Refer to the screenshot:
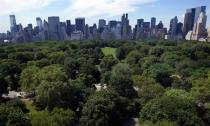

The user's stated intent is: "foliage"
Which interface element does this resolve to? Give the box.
[20,66,40,92]
[0,104,31,126]
[31,108,75,126]
[140,95,205,126]
[80,90,135,126]
[1,40,210,125]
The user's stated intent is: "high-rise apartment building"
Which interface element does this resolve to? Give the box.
[75,18,85,34]
[191,12,207,40]
[183,6,206,38]
[48,16,61,40]
[109,21,117,29]
[194,6,206,23]
[151,17,156,29]
[10,15,17,33]
[98,19,106,33]
[168,16,178,39]
[66,20,71,36]
[183,12,193,37]
[121,13,130,40]
[99,19,106,28]
[36,17,43,30]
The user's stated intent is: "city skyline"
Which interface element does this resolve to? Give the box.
[0,0,210,32]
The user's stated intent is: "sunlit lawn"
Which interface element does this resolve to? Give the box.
[102,47,117,59]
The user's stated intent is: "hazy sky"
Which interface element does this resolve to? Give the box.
[0,0,209,32]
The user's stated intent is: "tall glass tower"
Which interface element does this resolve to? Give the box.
[9,15,17,33]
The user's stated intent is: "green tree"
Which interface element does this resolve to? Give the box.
[0,61,21,90]
[116,46,126,60]
[20,66,40,92]
[140,95,204,126]
[7,109,31,126]
[6,99,28,113]
[64,57,79,80]
[8,52,34,63]
[80,90,133,126]
[149,46,165,57]
[143,63,174,87]
[50,108,75,126]
[126,50,143,65]
[0,104,31,126]
[79,62,100,87]
[0,76,8,98]
[100,55,118,72]
[111,63,132,79]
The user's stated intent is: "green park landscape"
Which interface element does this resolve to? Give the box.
[0,40,210,126]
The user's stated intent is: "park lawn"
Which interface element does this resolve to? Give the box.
[102,47,117,59]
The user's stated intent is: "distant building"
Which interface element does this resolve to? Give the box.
[99,19,106,33]
[75,18,85,34]
[191,12,207,40]
[194,6,206,23]
[84,24,90,39]
[109,20,117,29]
[71,31,83,40]
[101,26,112,40]
[10,15,17,34]
[185,31,193,40]
[176,22,183,39]
[99,19,106,28]
[36,17,43,31]
[168,16,178,39]
[48,16,61,40]
[143,22,150,38]
[183,12,193,37]
[66,20,71,36]
[111,23,122,40]
[121,13,130,40]
[151,17,156,29]
[183,6,206,38]
[60,22,68,40]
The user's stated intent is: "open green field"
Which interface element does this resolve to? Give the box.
[102,47,117,59]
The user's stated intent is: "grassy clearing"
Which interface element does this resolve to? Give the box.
[102,47,117,59]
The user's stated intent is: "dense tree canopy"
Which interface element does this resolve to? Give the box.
[1,40,210,125]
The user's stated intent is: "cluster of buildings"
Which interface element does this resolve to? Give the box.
[0,6,209,43]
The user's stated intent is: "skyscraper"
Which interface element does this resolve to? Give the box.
[176,22,183,35]
[183,12,193,37]
[143,22,150,38]
[194,6,206,23]
[75,18,85,34]
[109,21,117,29]
[48,16,61,40]
[186,8,196,29]
[99,19,106,33]
[10,15,17,33]
[183,6,206,37]
[168,16,178,39]
[151,17,156,29]
[156,21,163,29]
[36,17,43,31]
[66,20,71,36]
[191,12,207,40]
[99,19,106,28]
[121,13,130,40]
[135,19,144,39]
